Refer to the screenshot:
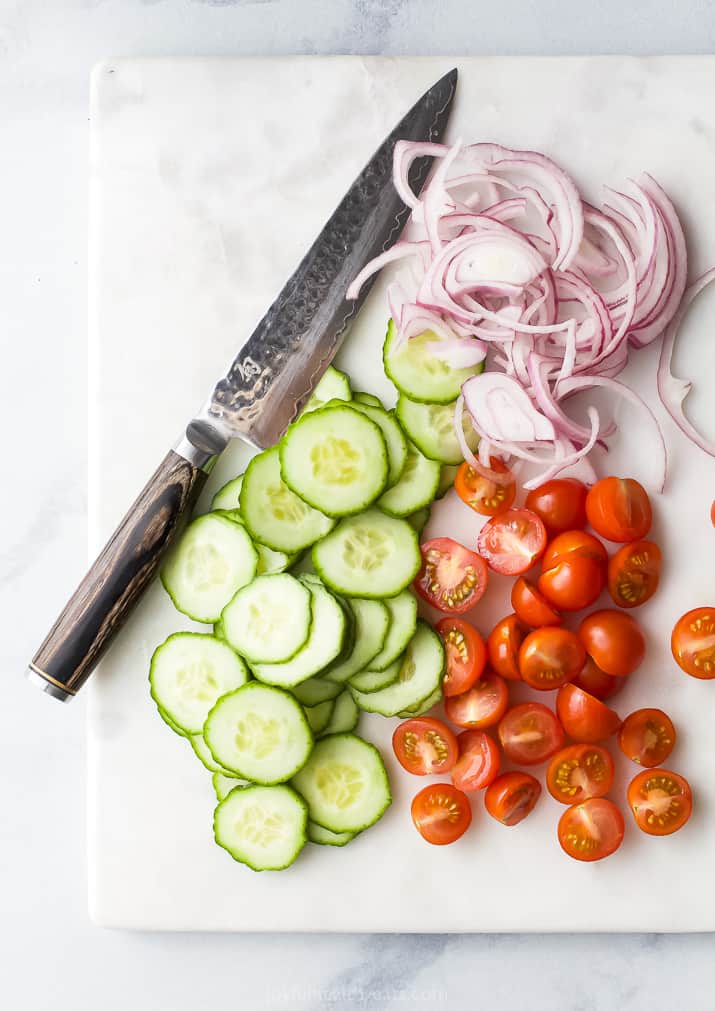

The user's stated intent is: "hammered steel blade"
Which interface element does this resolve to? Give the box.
[186,68,458,454]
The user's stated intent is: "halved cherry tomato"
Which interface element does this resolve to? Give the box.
[608,540,661,609]
[546,744,615,804]
[542,529,608,569]
[556,684,622,743]
[451,730,501,791]
[498,702,565,765]
[538,555,606,612]
[477,508,547,576]
[392,717,458,776]
[444,671,509,729]
[618,708,676,768]
[711,501,715,528]
[484,771,541,826]
[414,537,488,614]
[411,783,472,845]
[436,617,487,697]
[557,798,625,861]
[671,607,715,679]
[455,458,516,516]
[627,769,692,836]
[585,476,652,543]
[525,478,588,535]
[486,614,528,681]
[571,656,624,702]
[578,609,645,677]
[511,576,561,627]
[518,627,586,691]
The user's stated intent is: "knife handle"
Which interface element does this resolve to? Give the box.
[27,446,210,701]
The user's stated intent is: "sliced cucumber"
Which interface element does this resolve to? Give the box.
[251,583,346,688]
[349,620,445,717]
[213,507,245,525]
[212,503,296,574]
[211,474,244,511]
[279,404,388,517]
[398,684,443,718]
[213,771,249,801]
[323,598,390,684]
[214,784,308,871]
[437,464,459,499]
[292,733,391,834]
[161,513,258,623]
[353,392,383,408]
[204,683,313,784]
[345,402,407,488]
[367,589,418,671]
[308,821,356,847]
[156,704,188,737]
[221,573,312,664]
[303,365,352,413]
[407,507,430,537]
[149,632,249,734]
[377,442,440,517]
[291,677,343,707]
[240,447,334,553]
[312,509,420,599]
[213,619,226,642]
[190,732,236,774]
[383,318,481,404]
[303,699,335,735]
[320,690,360,736]
[396,395,480,465]
[349,656,402,693]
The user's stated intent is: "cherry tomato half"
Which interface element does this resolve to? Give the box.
[455,458,516,516]
[451,730,501,791]
[711,500,715,528]
[487,614,528,681]
[546,744,615,804]
[671,607,715,679]
[498,702,565,765]
[484,771,541,826]
[556,684,622,743]
[477,508,547,576]
[608,540,661,609]
[414,537,489,614]
[525,478,588,535]
[518,627,586,691]
[444,671,509,729]
[557,798,625,862]
[542,530,608,569]
[618,708,676,768]
[436,617,487,697]
[585,476,652,543]
[511,576,561,627]
[572,656,624,702]
[411,783,472,845]
[538,555,606,612]
[578,609,645,677]
[392,717,458,776]
[627,769,692,836]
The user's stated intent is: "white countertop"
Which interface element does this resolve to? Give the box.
[3,1,715,1008]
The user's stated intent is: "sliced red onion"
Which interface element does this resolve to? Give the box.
[346,241,427,301]
[425,337,487,368]
[522,410,601,489]
[392,140,448,209]
[463,371,555,443]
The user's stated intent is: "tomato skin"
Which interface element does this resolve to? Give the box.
[627,769,692,836]
[556,684,622,743]
[608,540,661,609]
[484,772,541,826]
[414,537,489,614]
[546,744,615,804]
[436,617,487,697]
[444,671,509,729]
[392,717,458,776]
[477,508,548,576]
[518,627,586,691]
[571,656,624,702]
[538,555,606,612]
[411,783,473,845]
[585,476,652,543]
[498,702,565,765]
[542,530,608,569]
[578,609,646,677]
[486,614,528,681]
[618,708,676,768]
[455,458,516,516]
[450,730,501,791]
[711,501,715,528]
[671,607,715,679]
[525,478,588,535]
[511,577,561,627]
[557,798,625,862]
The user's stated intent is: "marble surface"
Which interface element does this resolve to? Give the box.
[4,0,715,1008]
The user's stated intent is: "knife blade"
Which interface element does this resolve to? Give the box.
[27,68,458,702]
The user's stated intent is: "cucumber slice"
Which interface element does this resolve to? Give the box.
[368,589,418,671]
[345,402,407,488]
[211,504,296,574]
[349,656,402,693]
[319,690,360,736]
[251,583,346,688]
[303,699,335,735]
[349,620,445,717]
[292,733,391,834]
[383,318,482,404]
[396,395,480,465]
[407,507,431,537]
[240,447,335,553]
[303,365,352,413]
[212,771,249,801]
[291,677,343,706]
[308,821,356,847]
[353,392,383,408]
[214,784,308,871]
[213,619,226,642]
[161,514,258,623]
[279,404,388,517]
[398,684,444,718]
[312,509,421,599]
[437,464,459,499]
[156,704,188,737]
[323,598,390,684]
[190,732,237,774]
[149,632,250,734]
[221,573,312,664]
[204,683,313,783]
[211,474,244,511]
[377,442,440,517]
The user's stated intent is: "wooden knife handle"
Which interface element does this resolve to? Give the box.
[29,449,208,699]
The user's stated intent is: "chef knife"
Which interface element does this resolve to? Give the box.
[26,68,458,702]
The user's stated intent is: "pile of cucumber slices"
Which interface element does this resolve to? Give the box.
[149,322,484,871]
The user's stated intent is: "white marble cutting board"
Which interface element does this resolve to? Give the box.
[88,56,715,931]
